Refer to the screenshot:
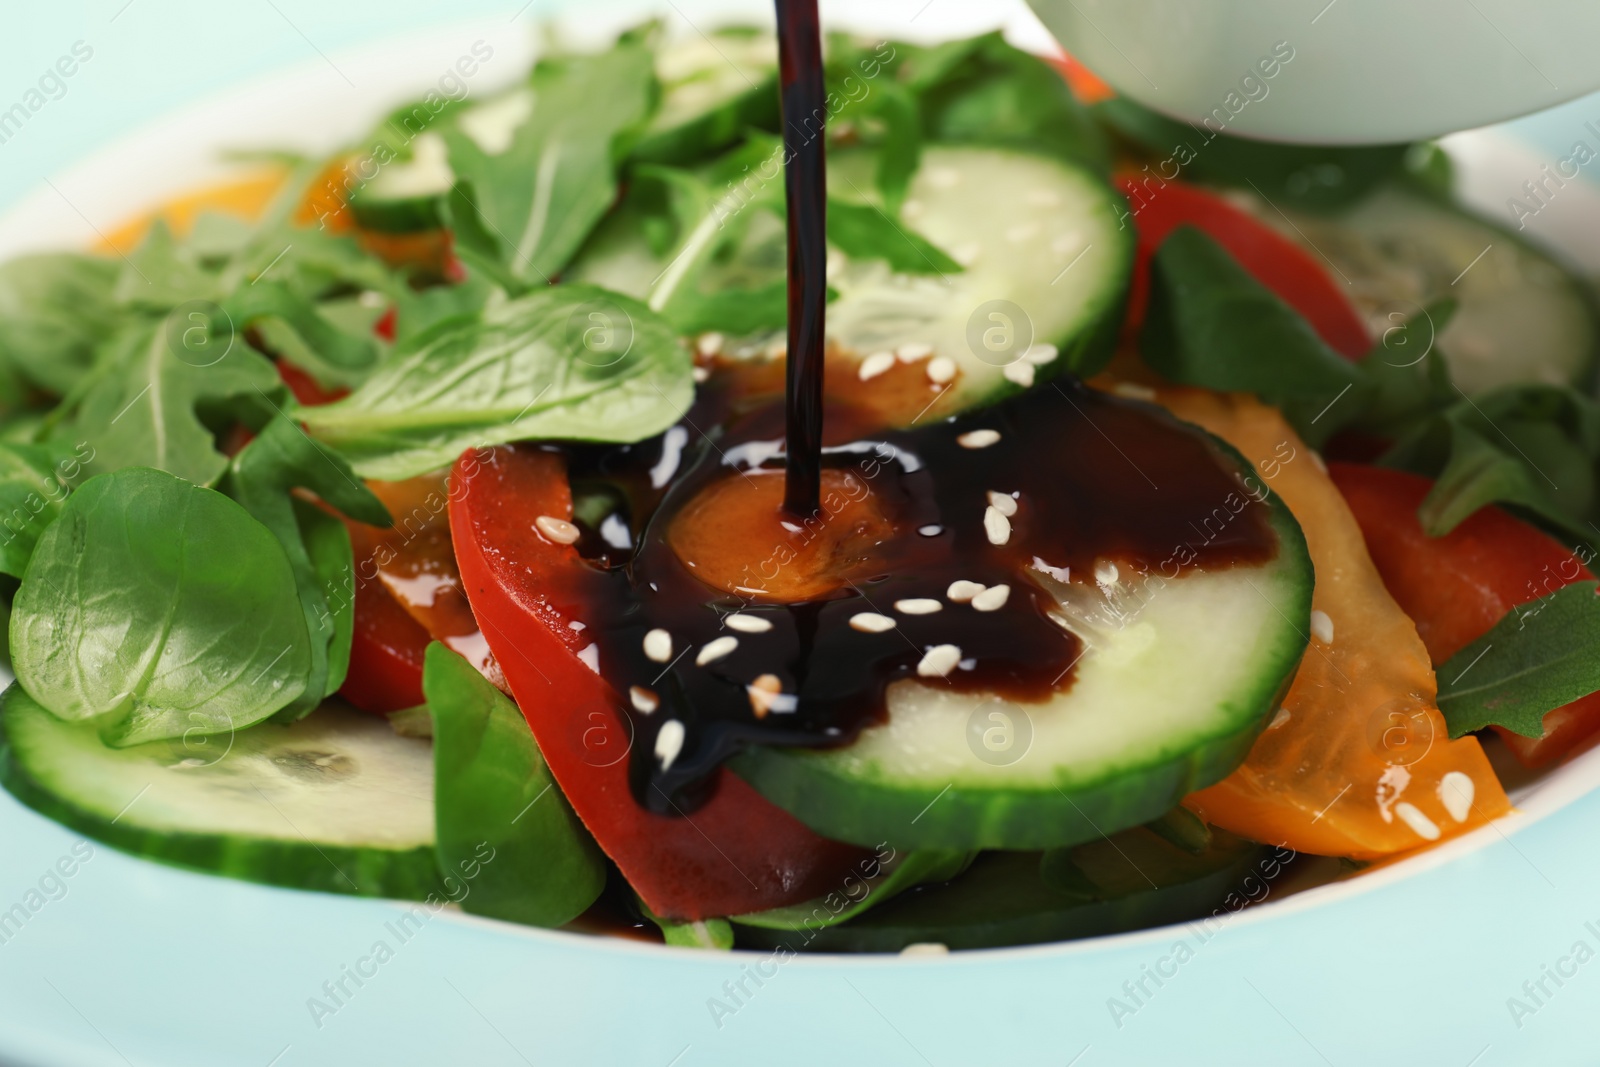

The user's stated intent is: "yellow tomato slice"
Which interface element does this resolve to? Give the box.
[1149,385,1511,858]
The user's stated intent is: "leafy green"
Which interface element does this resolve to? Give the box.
[1437,582,1600,738]
[631,26,780,166]
[113,221,221,309]
[642,905,735,950]
[300,285,693,479]
[10,467,312,746]
[0,442,82,579]
[422,643,605,927]
[0,253,121,397]
[1095,97,1411,212]
[224,280,380,377]
[908,32,1107,171]
[731,849,972,931]
[443,41,658,287]
[68,318,281,486]
[827,199,961,274]
[223,414,389,721]
[1141,225,1368,444]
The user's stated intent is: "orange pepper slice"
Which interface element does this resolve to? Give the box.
[1149,386,1511,858]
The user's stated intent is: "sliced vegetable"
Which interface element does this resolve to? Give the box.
[10,468,313,747]
[1332,461,1600,766]
[632,27,779,165]
[1159,388,1512,857]
[424,643,606,927]
[449,443,869,920]
[735,827,1267,953]
[0,685,440,898]
[341,574,430,714]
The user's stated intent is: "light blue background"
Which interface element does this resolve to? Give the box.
[5,4,1600,1066]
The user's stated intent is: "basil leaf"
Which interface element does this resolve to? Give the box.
[224,414,389,721]
[0,253,121,396]
[70,318,281,486]
[11,467,313,747]
[0,442,83,578]
[1437,582,1600,738]
[1095,97,1411,212]
[301,285,692,480]
[1141,225,1367,443]
[911,32,1107,171]
[422,643,605,927]
[731,849,972,931]
[827,199,961,275]
[443,41,658,285]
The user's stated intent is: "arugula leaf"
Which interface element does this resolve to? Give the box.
[10,467,312,746]
[1437,582,1600,738]
[300,285,693,480]
[1141,225,1367,444]
[827,199,961,274]
[442,41,658,286]
[224,414,389,721]
[641,905,735,950]
[0,253,121,397]
[70,318,281,486]
[224,279,380,375]
[632,25,780,166]
[908,32,1107,171]
[731,849,972,931]
[0,442,82,578]
[113,221,222,309]
[1095,97,1411,212]
[422,643,605,927]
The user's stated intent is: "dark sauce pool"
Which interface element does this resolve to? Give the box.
[544,378,1277,814]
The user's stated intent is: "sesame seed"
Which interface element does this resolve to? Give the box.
[1111,381,1157,401]
[917,524,943,537]
[858,351,896,381]
[629,686,659,714]
[692,365,711,383]
[643,628,672,663]
[577,644,600,673]
[951,243,980,267]
[1023,343,1058,365]
[748,673,783,718]
[986,491,1017,517]
[1269,707,1291,730]
[1093,560,1119,586]
[696,636,739,666]
[655,720,685,771]
[724,613,773,634]
[926,356,957,384]
[849,612,896,633]
[957,429,1000,449]
[899,942,950,956]
[971,584,1011,612]
[896,342,933,363]
[1003,360,1035,388]
[1394,801,1441,841]
[946,580,985,603]
[696,332,724,358]
[535,515,580,545]
[1310,610,1334,644]
[983,506,1011,545]
[895,598,942,615]
[917,644,962,677]
[1439,771,1474,823]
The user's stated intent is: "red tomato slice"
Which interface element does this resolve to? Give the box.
[450,443,868,920]
[340,574,429,713]
[1330,462,1600,767]
[1117,177,1370,360]
[276,360,349,406]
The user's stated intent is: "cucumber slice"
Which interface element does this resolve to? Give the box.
[0,685,441,899]
[734,826,1267,953]
[632,27,780,165]
[348,132,453,234]
[572,144,1133,410]
[1246,185,1600,394]
[732,431,1312,852]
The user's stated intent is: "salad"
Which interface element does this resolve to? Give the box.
[2,19,1599,956]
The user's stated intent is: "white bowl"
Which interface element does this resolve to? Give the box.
[1027,0,1600,143]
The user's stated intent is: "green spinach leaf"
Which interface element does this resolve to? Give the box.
[641,904,735,950]
[423,643,605,927]
[731,848,972,931]
[10,467,312,746]
[0,442,83,578]
[300,285,692,480]
[1437,582,1600,738]
[0,253,121,397]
